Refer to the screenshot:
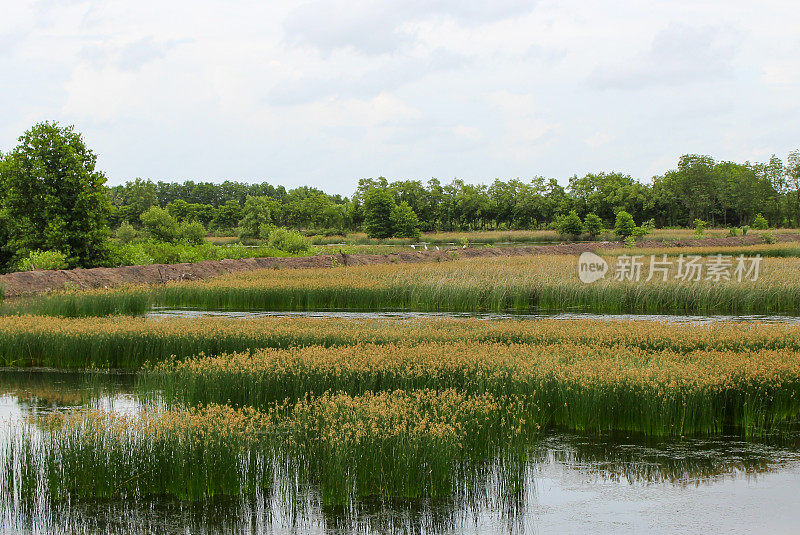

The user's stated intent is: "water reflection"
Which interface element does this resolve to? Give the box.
[1,370,800,534]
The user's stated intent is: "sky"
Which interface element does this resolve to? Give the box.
[1,0,798,195]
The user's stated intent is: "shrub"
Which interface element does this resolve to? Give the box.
[583,214,603,239]
[614,211,636,239]
[729,227,740,237]
[741,225,749,236]
[693,219,707,239]
[556,211,584,239]
[115,222,138,245]
[16,249,69,271]
[762,233,777,244]
[752,214,769,230]
[238,196,276,241]
[179,221,206,245]
[267,227,310,254]
[140,207,179,242]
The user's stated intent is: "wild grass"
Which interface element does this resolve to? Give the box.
[5,390,530,505]
[7,245,800,317]
[604,243,800,258]
[143,341,800,437]
[148,255,800,315]
[4,316,800,368]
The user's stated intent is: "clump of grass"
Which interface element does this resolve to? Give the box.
[1,288,150,317]
[5,390,532,506]
[143,341,800,437]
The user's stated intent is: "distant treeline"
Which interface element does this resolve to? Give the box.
[110,153,800,233]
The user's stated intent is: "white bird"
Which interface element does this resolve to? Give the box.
[462,244,467,249]
[435,246,440,251]
[410,244,416,250]
[424,244,428,250]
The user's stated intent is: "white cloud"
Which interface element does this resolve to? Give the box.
[0,0,799,195]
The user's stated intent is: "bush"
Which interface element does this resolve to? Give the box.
[752,214,769,230]
[728,227,740,237]
[614,211,636,239]
[741,225,749,236]
[556,211,584,239]
[693,219,707,239]
[16,250,68,271]
[762,233,777,244]
[583,213,603,239]
[179,221,206,245]
[267,227,310,254]
[140,207,179,242]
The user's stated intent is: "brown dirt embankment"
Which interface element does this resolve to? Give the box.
[0,234,797,298]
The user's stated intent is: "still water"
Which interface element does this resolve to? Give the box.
[148,307,800,325]
[0,371,798,534]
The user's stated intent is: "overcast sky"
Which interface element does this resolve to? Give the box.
[1,1,798,195]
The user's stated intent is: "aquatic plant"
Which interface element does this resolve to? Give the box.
[144,341,800,437]
[4,390,531,505]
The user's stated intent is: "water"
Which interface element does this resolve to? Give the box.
[148,307,800,325]
[1,372,799,534]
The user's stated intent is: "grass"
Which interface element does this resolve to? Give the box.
[5,316,800,368]
[5,390,530,505]
[145,254,800,315]
[142,341,800,437]
[604,242,800,258]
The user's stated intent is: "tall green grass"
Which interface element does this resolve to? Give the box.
[5,390,531,506]
[4,316,800,369]
[142,342,800,437]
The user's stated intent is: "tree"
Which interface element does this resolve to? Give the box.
[583,213,603,239]
[390,201,421,239]
[363,188,395,239]
[0,121,110,268]
[140,206,179,242]
[614,210,636,238]
[238,196,276,240]
[210,200,243,231]
[556,210,584,239]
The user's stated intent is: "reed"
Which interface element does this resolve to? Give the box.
[143,341,800,437]
[5,316,800,368]
[7,253,800,317]
[5,390,531,505]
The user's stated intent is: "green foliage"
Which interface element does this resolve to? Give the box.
[741,225,749,236]
[267,227,310,254]
[390,201,421,239]
[115,222,138,244]
[210,200,242,231]
[583,213,603,239]
[363,188,395,239]
[556,210,584,238]
[762,233,777,244]
[693,219,707,238]
[0,121,110,268]
[238,196,275,240]
[624,236,636,247]
[752,213,769,230]
[614,211,636,238]
[178,220,206,245]
[15,249,69,271]
[729,227,740,237]
[140,206,180,242]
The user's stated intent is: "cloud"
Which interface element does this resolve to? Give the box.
[283,0,537,55]
[589,23,739,90]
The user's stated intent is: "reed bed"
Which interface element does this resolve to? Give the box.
[604,243,800,258]
[143,341,800,437]
[4,390,530,506]
[7,253,800,316]
[5,316,800,368]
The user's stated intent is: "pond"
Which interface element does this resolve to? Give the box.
[1,371,798,534]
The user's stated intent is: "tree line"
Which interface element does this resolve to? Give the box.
[0,121,798,270]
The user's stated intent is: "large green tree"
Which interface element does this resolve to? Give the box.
[0,122,110,267]
[363,187,396,239]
